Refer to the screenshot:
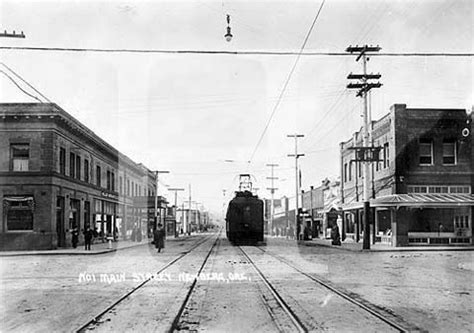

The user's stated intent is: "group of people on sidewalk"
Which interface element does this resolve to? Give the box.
[69,223,167,252]
[70,226,99,250]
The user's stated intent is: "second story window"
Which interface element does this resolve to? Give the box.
[84,159,89,183]
[442,139,456,165]
[119,176,123,195]
[11,144,29,171]
[59,148,66,174]
[419,139,433,165]
[76,155,81,180]
[96,165,101,187]
[106,170,111,190]
[383,142,389,168]
[70,153,75,178]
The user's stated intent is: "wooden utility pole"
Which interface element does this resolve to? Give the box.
[346,45,382,250]
[168,187,184,237]
[187,184,192,235]
[154,170,169,235]
[287,134,304,240]
[266,163,279,236]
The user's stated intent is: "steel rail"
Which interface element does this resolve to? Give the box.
[254,246,412,333]
[75,233,217,332]
[167,231,222,333]
[239,246,308,333]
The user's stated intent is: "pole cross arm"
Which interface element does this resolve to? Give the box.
[347,73,382,80]
[0,30,25,38]
[355,82,383,97]
[345,45,382,61]
[288,154,305,158]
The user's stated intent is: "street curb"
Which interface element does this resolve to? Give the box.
[302,240,474,252]
[0,242,148,257]
[0,236,200,257]
[300,240,357,252]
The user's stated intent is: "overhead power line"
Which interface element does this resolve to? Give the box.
[0,70,42,102]
[0,46,471,57]
[0,62,52,103]
[247,0,326,164]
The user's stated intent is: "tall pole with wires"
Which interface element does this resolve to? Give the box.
[187,184,192,235]
[154,170,169,235]
[266,164,279,236]
[346,45,382,250]
[168,187,184,237]
[287,134,304,240]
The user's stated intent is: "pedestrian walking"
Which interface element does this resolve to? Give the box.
[131,225,137,242]
[83,226,93,250]
[154,223,165,253]
[331,224,341,246]
[71,227,79,248]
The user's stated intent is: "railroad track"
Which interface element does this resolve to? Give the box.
[76,232,219,332]
[170,237,306,333]
[166,234,222,332]
[238,245,308,333]
[249,245,421,333]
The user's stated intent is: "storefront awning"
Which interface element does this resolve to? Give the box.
[342,193,474,210]
[317,195,341,214]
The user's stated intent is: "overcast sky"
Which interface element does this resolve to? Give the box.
[0,0,472,217]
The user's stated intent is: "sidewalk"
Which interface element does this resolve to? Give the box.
[301,237,474,252]
[0,234,194,257]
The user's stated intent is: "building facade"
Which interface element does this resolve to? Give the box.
[340,104,474,246]
[0,103,161,250]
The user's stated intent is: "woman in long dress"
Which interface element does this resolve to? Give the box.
[154,223,165,252]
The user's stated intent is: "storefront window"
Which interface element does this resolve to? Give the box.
[3,196,34,231]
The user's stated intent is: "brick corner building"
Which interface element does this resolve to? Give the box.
[0,103,162,250]
[340,104,474,247]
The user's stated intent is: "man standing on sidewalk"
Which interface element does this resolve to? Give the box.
[83,226,93,251]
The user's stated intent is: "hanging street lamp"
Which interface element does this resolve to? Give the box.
[224,14,233,42]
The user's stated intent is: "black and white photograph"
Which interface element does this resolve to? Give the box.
[0,0,473,332]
